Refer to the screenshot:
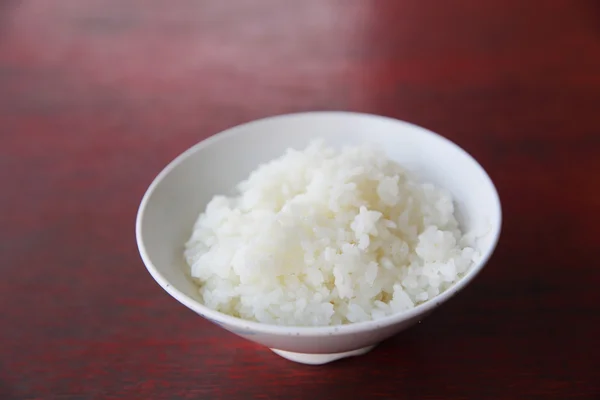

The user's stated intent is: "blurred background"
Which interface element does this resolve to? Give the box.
[1,1,599,399]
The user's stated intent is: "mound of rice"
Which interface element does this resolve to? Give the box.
[184,140,479,326]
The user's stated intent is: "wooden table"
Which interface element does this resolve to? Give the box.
[2,1,599,399]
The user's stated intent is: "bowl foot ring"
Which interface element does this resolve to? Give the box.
[270,345,377,365]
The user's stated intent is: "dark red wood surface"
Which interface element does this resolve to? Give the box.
[2,1,599,399]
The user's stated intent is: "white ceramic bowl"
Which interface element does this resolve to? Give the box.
[136,112,501,365]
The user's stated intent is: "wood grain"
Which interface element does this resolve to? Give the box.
[1,0,599,399]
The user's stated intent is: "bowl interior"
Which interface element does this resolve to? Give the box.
[137,112,501,319]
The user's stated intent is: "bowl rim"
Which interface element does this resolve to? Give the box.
[136,111,502,336]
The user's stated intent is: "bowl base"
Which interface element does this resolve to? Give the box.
[270,345,377,365]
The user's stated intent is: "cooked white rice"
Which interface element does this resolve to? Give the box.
[184,140,478,326]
